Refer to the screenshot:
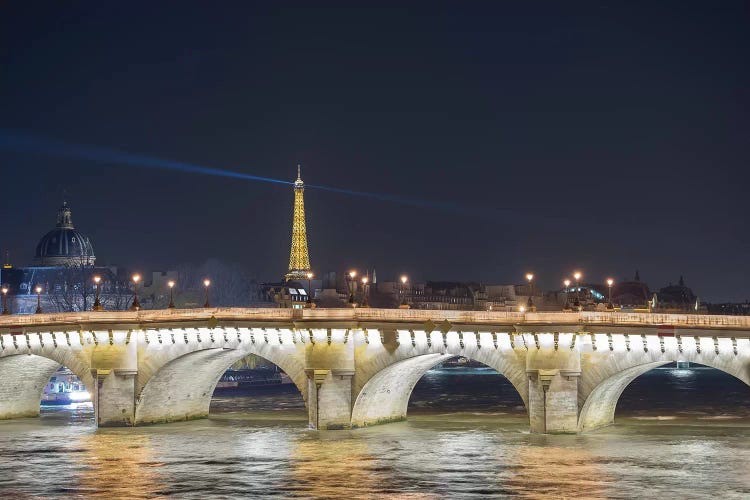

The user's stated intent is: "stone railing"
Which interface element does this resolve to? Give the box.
[1,307,749,332]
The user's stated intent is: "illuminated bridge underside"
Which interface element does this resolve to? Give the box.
[0,309,748,433]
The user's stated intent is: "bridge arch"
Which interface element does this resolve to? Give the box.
[351,351,528,428]
[0,351,93,420]
[578,356,750,432]
[134,345,308,425]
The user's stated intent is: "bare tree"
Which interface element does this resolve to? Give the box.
[168,259,260,308]
[102,280,135,311]
[46,256,96,312]
[46,257,132,312]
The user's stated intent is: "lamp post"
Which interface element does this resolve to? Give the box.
[203,279,211,308]
[92,276,103,311]
[347,270,357,307]
[573,271,582,310]
[167,280,175,309]
[35,285,43,314]
[606,278,614,310]
[130,274,141,311]
[1,285,9,315]
[305,272,315,308]
[525,273,536,312]
[563,279,572,311]
[399,275,410,309]
[361,276,370,308]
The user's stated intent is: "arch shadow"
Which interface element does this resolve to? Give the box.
[578,359,750,432]
[134,348,307,425]
[351,354,527,428]
[0,353,93,420]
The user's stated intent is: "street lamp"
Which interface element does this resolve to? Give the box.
[360,276,370,308]
[347,270,357,307]
[167,280,176,309]
[563,279,572,311]
[305,272,314,308]
[573,271,582,310]
[35,285,43,314]
[1,285,9,315]
[399,275,410,309]
[525,273,536,312]
[519,305,526,313]
[92,275,103,311]
[606,278,615,310]
[203,279,211,308]
[130,274,141,311]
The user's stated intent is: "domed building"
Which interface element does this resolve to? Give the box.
[657,276,698,311]
[0,201,113,314]
[611,270,651,309]
[33,202,95,267]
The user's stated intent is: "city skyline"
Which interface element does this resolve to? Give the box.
[1,2,748,302]
[0,4,748,498]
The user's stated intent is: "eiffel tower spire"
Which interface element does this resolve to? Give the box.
[285,164,311,281]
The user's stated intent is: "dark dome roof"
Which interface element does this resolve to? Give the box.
[33,202,95,266]
[612,281,651,307]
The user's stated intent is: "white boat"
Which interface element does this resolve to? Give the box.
[42,367,90,405]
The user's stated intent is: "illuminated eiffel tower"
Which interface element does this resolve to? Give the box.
[284,165,312,282]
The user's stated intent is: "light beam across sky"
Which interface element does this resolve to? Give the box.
[0,130,505,217]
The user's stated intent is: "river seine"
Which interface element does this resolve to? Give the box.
[1,365,749,499]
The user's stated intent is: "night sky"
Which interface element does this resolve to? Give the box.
[1,2,748,301]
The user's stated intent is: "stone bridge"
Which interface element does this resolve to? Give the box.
[1,308,748,433]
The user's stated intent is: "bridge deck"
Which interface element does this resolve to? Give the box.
[0,308,748,336]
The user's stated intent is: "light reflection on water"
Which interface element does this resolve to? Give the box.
[0,366,748,498]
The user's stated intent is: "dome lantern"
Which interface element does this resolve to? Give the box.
[33,202,95,267]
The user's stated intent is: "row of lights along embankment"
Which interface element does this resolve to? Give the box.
[2,285,46,314]
[0,274,212,314]
[520,271,616,313]
[1,270,618,314]
[345,270,410,309]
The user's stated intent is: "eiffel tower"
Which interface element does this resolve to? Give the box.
[284,165,312,282]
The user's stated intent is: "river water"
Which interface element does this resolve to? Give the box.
[1,365,749,499]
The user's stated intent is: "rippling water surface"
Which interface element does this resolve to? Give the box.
[1,366,749,499]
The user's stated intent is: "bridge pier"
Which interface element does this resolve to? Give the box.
[304,329,355,430]
[90,333,137,427]
[307,369,354,429]
[526,335,580,433]
[93,369,136,427]
[527,369,580,433]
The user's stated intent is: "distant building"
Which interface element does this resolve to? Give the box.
[1,202,126,313]
[264,167,324,308]
[284,165,312,282]
[33,201,95,267]
[706,302,749,316]
[655,276,700,312]
[611,271,651,309]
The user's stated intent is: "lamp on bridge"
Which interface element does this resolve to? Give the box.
[573,271,582,311]
[1,285,9,315]
[563,279,572,311]
[399,275,410,309]
[34,285,43,314]
[92,275,103,311]
[167,280,176,309]
[305,272,315,308]
[525,273,536,312]
[203,279,211,308]
[606,278,615,310]
[361,276,370,308]
[347,270,357,307]
[130,274,141,311]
